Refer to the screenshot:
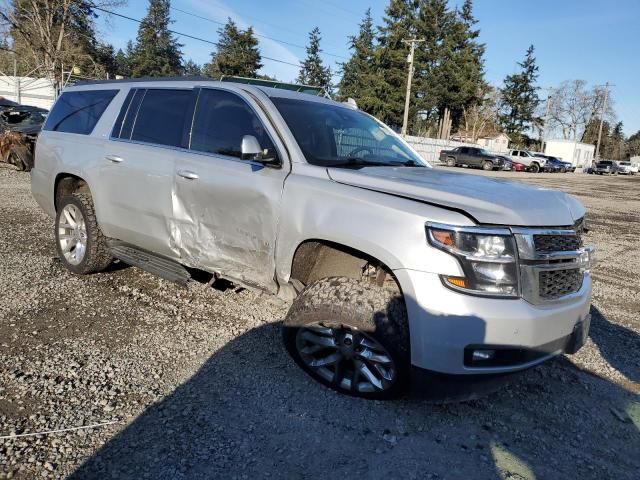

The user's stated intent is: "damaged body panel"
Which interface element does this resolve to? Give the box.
[32,78,594,391]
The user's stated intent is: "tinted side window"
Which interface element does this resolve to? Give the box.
[44,90,118,134]
[190,89,275,158]
[130,89,192,147]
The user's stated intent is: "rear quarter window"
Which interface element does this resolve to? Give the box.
[43,90,118,134]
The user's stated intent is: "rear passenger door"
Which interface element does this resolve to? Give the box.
[171,87,289,292]
[97,87,195,257]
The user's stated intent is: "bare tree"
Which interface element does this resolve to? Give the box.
[0,0,123,89]
[459,87,500,142]
[546,80,614,141]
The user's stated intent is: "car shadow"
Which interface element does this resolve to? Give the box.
[588,305,640,384]
[69,319,639,479]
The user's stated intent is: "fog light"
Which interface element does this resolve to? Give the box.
[472,350,495,361]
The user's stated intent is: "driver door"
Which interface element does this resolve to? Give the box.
[171,87,289,292]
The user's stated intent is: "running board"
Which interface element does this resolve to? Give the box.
[109,244,191,285]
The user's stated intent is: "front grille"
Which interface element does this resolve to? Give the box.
[539,269,583,299]
[533,234,582,254]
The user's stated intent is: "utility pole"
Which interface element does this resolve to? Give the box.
[401,38,425,136]
[594,82,610,161]
[541,87,553,152]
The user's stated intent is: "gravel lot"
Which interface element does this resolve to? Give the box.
[0,165,638,479]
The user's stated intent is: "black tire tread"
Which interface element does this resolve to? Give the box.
[56,193,112,274]
[283,277,410,398]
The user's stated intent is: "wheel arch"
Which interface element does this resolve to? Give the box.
[288,238,401,292]
[54,173,92,212]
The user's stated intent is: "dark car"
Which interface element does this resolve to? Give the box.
[534,153,575,173]
[439,146,505,171]
[594,160,618,175]
[0,105,48,171]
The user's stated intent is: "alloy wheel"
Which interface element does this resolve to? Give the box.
[58,204,88,265]
[295,325,397,394]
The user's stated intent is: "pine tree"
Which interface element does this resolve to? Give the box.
[499,45,540,144]
[129,0,183,77]
[114,48,130,77]
[373,0,418,129]
[297,27,333,95]
[183,59,202,76]
[337,9,378,111]
[204,19,262,78]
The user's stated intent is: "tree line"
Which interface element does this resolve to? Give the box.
[0,0,636,158]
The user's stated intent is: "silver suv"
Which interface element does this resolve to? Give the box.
[31,79,594,399]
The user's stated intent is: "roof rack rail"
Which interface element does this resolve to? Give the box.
[73,76,211,86]
[219,76,326,97]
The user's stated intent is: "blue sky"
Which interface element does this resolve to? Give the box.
[96,0,640,136]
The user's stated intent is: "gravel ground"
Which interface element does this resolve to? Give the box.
[0,165,638,479]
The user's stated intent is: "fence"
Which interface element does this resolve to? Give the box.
[403,135,479,164]
[0,75,56,110]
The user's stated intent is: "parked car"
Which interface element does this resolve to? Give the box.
[507,149,546,173]
[496,156,513,171]
[439,146,505,171]
[616,161,637,175]
[0,105,48,171]
[535,154,575,173]
[31,78,594,399]
[595,160,618,175]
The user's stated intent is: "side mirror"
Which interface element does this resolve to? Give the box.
[241,135,280,166]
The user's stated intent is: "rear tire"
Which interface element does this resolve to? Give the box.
[283,277,410,399]
[55,193,112,275]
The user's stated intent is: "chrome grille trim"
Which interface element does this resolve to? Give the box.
[510,220,592,305]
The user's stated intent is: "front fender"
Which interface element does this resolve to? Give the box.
[275,165,469,285]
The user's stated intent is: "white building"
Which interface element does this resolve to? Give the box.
[0,76,55,110]
[476,133,510,153]
[450,132,510,153]
[544,139,595,168]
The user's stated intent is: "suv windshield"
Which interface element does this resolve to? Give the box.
[620,162,630,166]
[271,97,426,167]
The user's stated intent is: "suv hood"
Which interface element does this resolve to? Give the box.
[327,167,585,227]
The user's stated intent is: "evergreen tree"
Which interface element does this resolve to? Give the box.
[183,59,202,76]
[129,0,183,77]
[373,0,418,128]
[297,27,333,95]
[114,48,130,77]
[499,45,540,144]
[204,19,262,78]
[337,9,378,111]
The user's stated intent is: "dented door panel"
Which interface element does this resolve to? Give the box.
[171,152,286,292]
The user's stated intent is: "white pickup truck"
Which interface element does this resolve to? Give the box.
[508,149,546,173]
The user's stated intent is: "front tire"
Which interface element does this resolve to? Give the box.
[529,162,540,173]
[283,277,410,399]
[446,157,456,167]
[482,160,494,171]
[55,193,112,275]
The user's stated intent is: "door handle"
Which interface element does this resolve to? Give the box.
[105,154,124,163]
[177,170,199,180]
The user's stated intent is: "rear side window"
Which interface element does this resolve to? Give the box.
[190,89,275,158]
[129,89,193,147]
[43,90,118,134]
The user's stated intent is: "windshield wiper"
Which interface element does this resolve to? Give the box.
[326,158,398,168]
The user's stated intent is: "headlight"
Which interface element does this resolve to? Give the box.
[427,223,519,297]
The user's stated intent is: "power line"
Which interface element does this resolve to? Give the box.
[170,6,349,60]
[91,5,303,69]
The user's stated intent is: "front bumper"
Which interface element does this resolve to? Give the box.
[393,269,592,375]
